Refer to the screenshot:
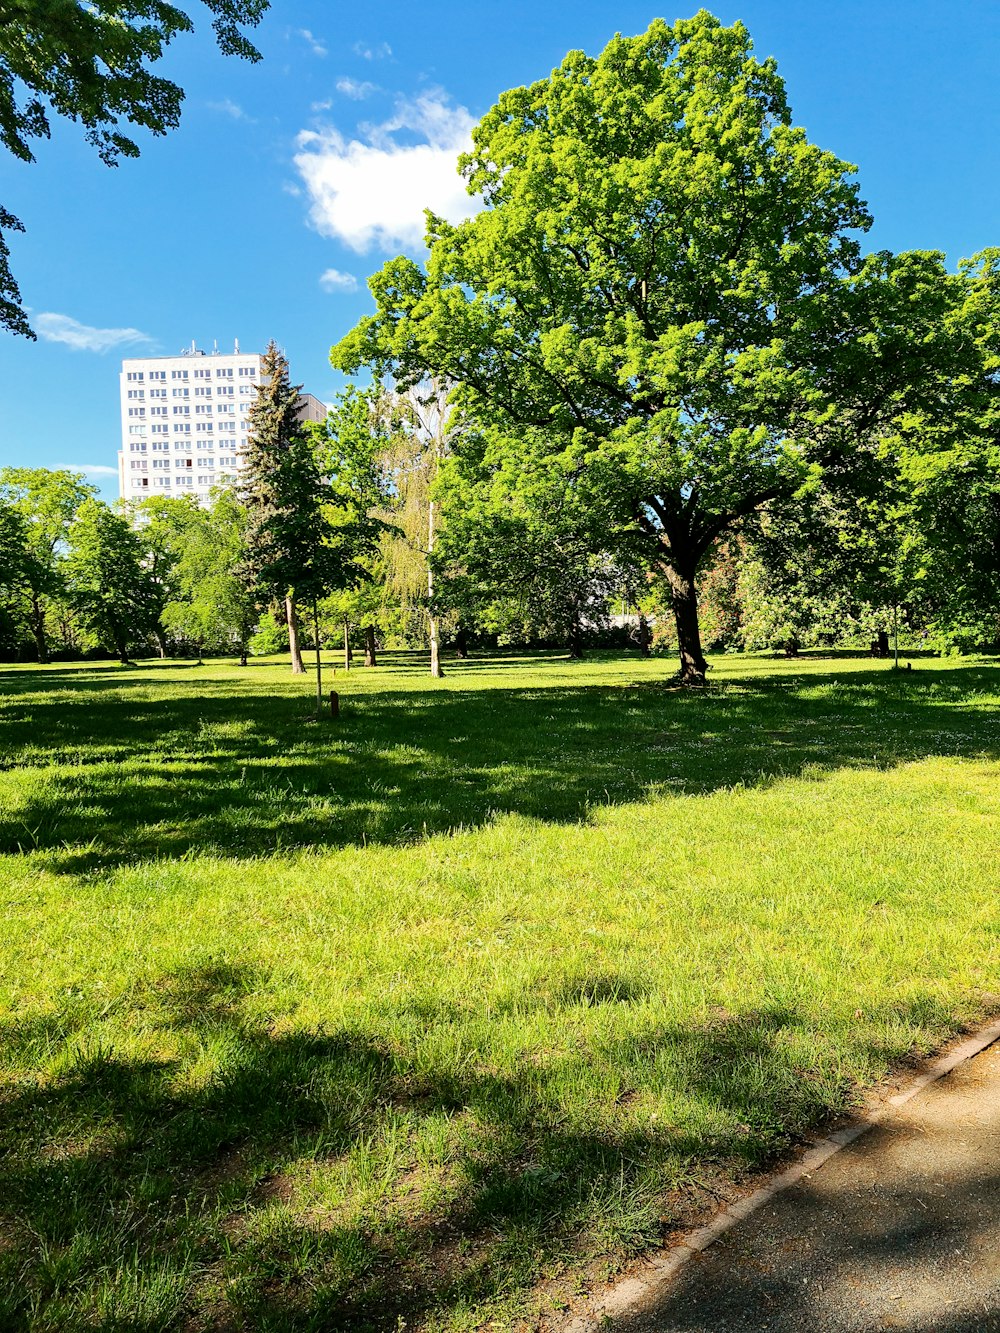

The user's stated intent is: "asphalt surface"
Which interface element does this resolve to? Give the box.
[598,1041,1000,1333]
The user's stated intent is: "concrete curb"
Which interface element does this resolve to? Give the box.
[562,1015,1000,1332]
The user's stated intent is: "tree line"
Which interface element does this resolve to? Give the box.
[4,12,1000,681]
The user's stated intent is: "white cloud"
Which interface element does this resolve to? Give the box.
[35,314,154,354]
[208,98,253,122]
[335,77,378,100]
[354,40,392,60]
[294,90,479,253]
[311,98,333,112]
[298,28,328,57]
[54,463,118,477]
[319,268,359,293]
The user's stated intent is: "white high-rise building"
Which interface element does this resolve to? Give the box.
[117,340,327,506]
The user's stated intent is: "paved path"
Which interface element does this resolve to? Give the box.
[594,1041,1000,1333]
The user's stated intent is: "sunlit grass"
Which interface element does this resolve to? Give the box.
[1,649,998,1330]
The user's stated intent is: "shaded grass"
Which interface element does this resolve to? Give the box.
[0,649,998,1330]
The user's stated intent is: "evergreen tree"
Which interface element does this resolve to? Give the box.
[238,341,344,685]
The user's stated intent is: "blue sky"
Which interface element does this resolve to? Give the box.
[3,0,999,499]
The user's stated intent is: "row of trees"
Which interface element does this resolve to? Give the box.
[5,13,1000,679]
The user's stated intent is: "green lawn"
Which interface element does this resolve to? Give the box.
[1,649,998,1331]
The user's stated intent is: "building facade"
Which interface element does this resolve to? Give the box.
[117,342,326,506]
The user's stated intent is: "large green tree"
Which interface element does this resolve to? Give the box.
[1,0,267,336]
[332,12,987,683]
[0,466,94,661]
[130,492,204,655]
[161,487,258,662]
[66,498,154,662]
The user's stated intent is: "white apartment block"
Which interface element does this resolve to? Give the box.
[117,340,327,506]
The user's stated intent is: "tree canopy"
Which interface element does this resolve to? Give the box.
[0,0,268,336]
[332,10,995,682]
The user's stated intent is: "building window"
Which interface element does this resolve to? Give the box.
[171,370,188,380]
[128,407,146,418]
[128,425,147,436]
[194,368,211,379]
[130,460,148,470]
[152,442,168,452]
[126,371,145,382]
[127,389,144,400]
[172,388,189,399]
[150,388,166,399]
[149,371,166,382]
[215,368,234,378]
[195,423,214,433]
[172,406,190,417]
[238,366,256,377]
[195,387,212,398]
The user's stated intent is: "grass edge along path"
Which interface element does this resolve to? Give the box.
[0,652,998,1331]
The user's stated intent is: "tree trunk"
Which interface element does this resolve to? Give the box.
[29,593,48,664]
[286,594,305,674]
[364,624,377,668]
[667,567,708,685]
[313,601,323,713]
[568,614,584,660]
[343,619,352,671]
[239,641,248,667]
[638,613,651,657]
[454,625,469,659]
[154,627,168,659]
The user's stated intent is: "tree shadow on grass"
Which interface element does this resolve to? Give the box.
[1,658,999,871]
[0,963,970,1332]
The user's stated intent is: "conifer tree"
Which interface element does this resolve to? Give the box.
[238,341,343,682]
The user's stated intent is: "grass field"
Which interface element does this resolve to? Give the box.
[1,649,999,1331]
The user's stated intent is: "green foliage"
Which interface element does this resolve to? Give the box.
[0,0,268,335]
[161,485,259,656]
[129,492,204,650]
[65,498,154,661]
[0,465,95,660]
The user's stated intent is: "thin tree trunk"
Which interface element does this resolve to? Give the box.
[454,625,469,659]
[286,594,305,674]
[239,641,248,667]
[667,566,708,684]
[154,627,168,659]
[29,592,48,664]
[428,488,444,678]
[313,601,323,712]
[343,618,352,671]
[364,624,377,668]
